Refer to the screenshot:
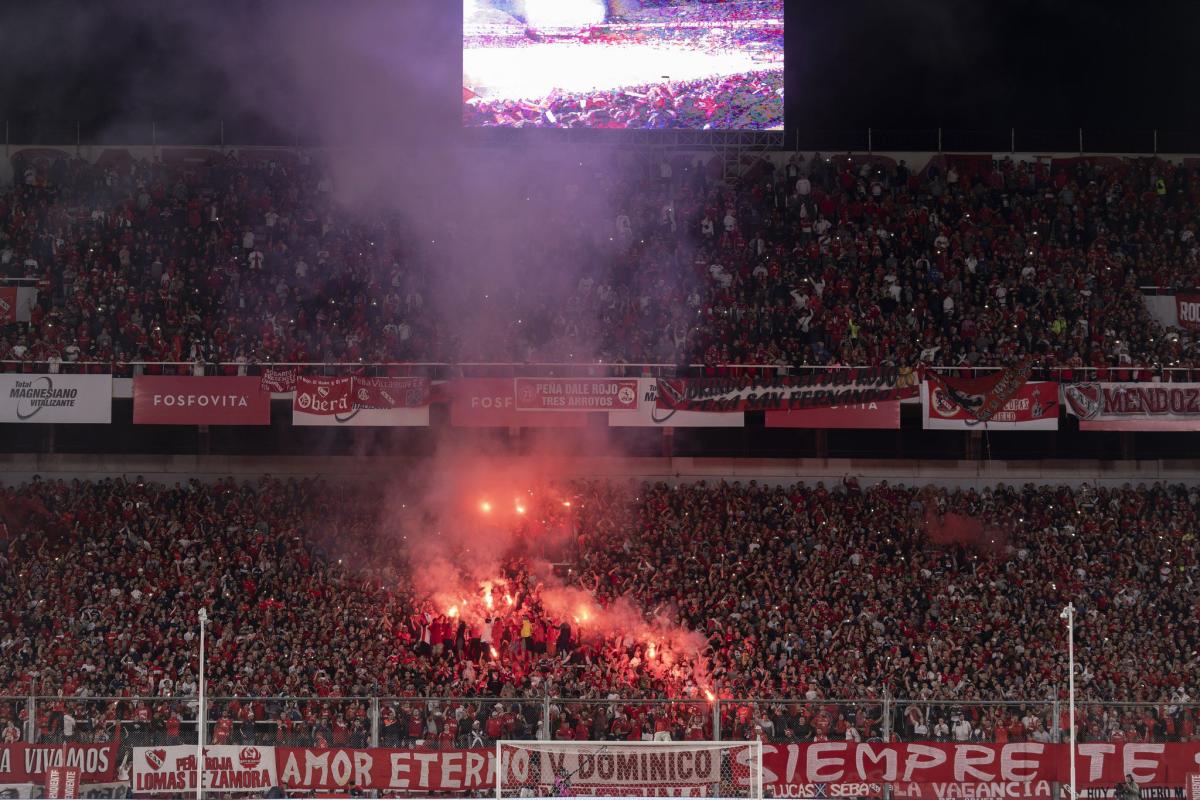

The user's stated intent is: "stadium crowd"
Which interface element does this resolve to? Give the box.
[0,476,1197,748]
[2,149,1200,375]
[463,70,783,130]
[0,149,1198,375]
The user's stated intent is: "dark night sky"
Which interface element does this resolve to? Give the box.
[1,0,1198,148]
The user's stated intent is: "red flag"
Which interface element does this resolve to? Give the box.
[351,377,430,409]
[926,361,1031,423]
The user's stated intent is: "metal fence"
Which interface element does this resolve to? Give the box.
[8,120,1200,154]
[1,360,1197,383]
[9,695,1200,749]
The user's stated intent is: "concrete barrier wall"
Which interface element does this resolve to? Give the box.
[1,453,1198,489]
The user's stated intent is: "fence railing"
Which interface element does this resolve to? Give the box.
[0,360,1197,383]
[8,122,1200,154]
[1141,285,1200,296]
[6,695,1200,749]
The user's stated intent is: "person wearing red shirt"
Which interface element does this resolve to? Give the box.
[485,709,504,742]
[500,706,518,737]
[438,725,456,750]
[811,709,832,738]
[406,710,425,744]
[332,715,349,746]
[610,712,632,740]
[165,709,182,745]
[574,715,591,741]
[213,715,233,745]
[555,717,574,740]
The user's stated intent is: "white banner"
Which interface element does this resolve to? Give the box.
[292,376,429,427]
[132,746,276,794]
[608,378,745,427]
[920,380,1058,430]
[534,749,722,791]
[0,375,112,424]
[1064,382,1200,431]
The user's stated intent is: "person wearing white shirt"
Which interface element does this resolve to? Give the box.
[952,717,972,741]
[933,719,950,740]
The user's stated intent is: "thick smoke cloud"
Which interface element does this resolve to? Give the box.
[374,442,711,687]
[154,0,637,363]
[2,0,708,680]
[3,0,644,361]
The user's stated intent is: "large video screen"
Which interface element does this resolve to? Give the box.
[463,0,784,129]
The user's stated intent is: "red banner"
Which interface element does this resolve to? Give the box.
[926,362,1031,424]
[352,377,431,409]
[923,381,1058,430]
[761,743,1200,793]
[259,367,297,394]
[265,744,1200,794]
[0,743,119,784]
[44,766,80,799]
[447,379,588,427]
[277,747,496,792]
[293,376,353,416]
[133,376,270,425]
[1176,293,1200,331]
[766,400,901,429]
[1065,382,1200,431]
[293,376,430,426]
[515,378,638,411]
[0,288,15,325]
